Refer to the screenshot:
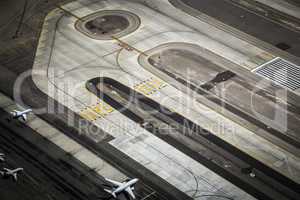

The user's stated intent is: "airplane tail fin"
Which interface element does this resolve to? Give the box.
[10,111,17,116]
[0,154,5,162]
[13,173,18,182]
[3,168,10,172]
[21,114,27,121]
[104,189,117,198]
[12,169,23,182]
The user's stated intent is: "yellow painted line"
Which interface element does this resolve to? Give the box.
[80,108,98,121]
[147,78,168,90]
[134,78,179,114]
[134,77,167,96]
[56,5,84,22]
[111,36,148,56]
[80,101,115,121]
[92,101,114,117]
[260,51,276,61]
[54,7,146,57]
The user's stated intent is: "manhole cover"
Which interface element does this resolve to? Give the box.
[75,10,140,40]
[275,42,291,51]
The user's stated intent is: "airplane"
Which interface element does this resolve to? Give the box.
[0,153,4,162]
[104,178,139,199]
[0,168,23,181]
[10,109,32,121]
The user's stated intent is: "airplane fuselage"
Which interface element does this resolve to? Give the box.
[114,178,139,194]
[0,168,23,181]
[12,109,32,118]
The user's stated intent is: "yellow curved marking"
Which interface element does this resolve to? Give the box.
[80,101,115,121]
[134,77,167,96]
[80,108,98,121]
[92,101,114,116]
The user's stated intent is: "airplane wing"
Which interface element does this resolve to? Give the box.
[125,187,136,199]
[21,114,27,121]
[3,168,9,172]
[105,178,123,187]
[104,189,117,198]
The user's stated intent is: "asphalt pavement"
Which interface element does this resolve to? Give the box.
[178,0,300,57]
[0,110,108,200]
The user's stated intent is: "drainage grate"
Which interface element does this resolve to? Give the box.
[253,57,300,91]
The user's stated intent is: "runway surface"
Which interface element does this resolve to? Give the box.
[1,0,300,199]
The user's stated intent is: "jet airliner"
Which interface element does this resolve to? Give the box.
[104,178,139,199]
[10,109,32,121]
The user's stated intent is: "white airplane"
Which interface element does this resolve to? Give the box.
[0,153,5,162]
[104,178,139,199]
[10,109,32,121]
[0,168,23,181]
